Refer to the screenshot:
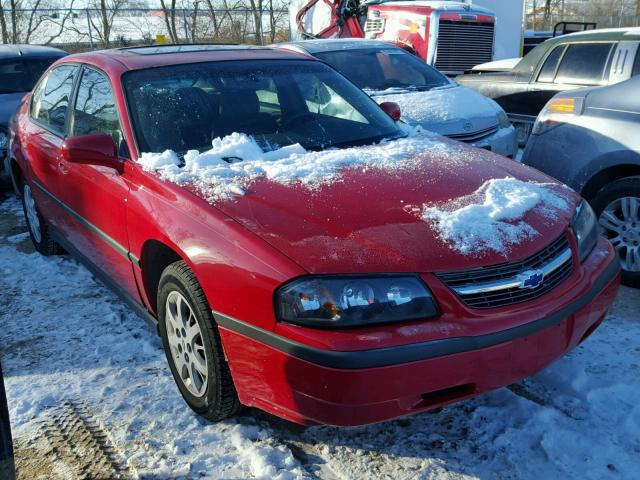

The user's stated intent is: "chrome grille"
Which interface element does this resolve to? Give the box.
[435,20,495,74]
[446,124,499,143]
[438,234,574,309]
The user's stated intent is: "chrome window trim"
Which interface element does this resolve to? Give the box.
[451,248,573,296]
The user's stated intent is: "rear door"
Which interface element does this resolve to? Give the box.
[25,64,80,232]
[59,65,138,298]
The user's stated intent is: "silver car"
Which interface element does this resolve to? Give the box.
[276,39,518,158]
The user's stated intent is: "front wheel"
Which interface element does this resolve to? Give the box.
[158,261,241,421]
[21,182,62,256]
[591,177,640,288]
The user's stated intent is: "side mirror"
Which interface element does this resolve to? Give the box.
[379,102,401,122]
[62,134,122,173]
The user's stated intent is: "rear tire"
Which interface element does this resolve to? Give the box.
[21,182,62,256]
[158,261,242,421]
[590,176,640,288]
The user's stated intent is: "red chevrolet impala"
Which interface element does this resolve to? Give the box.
[9,45,620,426]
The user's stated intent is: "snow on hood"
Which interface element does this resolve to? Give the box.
[369,85,501,136]
[138,128,451,202]
[421,177,571,256]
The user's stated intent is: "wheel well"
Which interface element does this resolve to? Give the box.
[140,240,182,315]
[581,164,640,201]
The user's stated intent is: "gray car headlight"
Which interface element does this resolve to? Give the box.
[572,200,598,263]
[497,109,511,129]
[276,275,440,328]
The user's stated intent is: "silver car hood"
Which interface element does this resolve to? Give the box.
[370,85,501,136]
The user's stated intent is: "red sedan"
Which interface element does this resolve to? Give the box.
[9,45,620,426]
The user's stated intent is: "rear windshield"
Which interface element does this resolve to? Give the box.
[0,58,60,94]
[123,59,403,154]
[315,47,450,92]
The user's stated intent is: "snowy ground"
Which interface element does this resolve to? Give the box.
[0,192,639,480]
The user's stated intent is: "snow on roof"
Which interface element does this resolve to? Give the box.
[421,177,570,256]
[138,129,450,203]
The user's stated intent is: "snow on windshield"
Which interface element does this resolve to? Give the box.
[421,177,571,256]
[138,128,451,202]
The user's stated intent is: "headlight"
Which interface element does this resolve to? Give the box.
[532,97,584,136]
[497,109,511,129]
[0,130,7,151]
[572,200,598,263]
[275,275,440,328]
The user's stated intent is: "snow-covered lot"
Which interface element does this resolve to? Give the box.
[0,193,638,480]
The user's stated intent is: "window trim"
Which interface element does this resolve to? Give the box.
[535,44,568,84]
[549,41,617,87]
[29,62,82,139]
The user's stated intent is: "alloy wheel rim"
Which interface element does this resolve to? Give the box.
[165,291,209,397]
[23,185,42,244]
[599,196,640,272]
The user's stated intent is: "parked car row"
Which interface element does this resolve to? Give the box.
[4,42,621,427]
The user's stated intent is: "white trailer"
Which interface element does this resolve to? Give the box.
[473,0,525,60]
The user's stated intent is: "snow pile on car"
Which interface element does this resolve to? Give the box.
[138,130,451,202]
[422,177,570,255]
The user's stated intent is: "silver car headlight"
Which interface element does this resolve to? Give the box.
[572,200,598,263]
[497,109,511,129]
[276,275,440,328]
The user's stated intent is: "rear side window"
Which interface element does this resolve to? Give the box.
[0,58,59,94]
[31,65,78,135]
[537,45,565,83]
[554,43,614,85]
[71,68,123,148]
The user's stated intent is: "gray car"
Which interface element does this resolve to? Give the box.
[0,45,66,186]
[276,39,518,158]
[522,75,640,287]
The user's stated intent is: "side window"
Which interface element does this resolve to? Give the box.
[554,43,614,85]
[71,68,123,149]
[30,65,78,135]
[633,49,640,77]
[537,45,565,83]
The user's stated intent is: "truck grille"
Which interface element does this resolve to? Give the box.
[435,20,495,74]
[437,234,574,309]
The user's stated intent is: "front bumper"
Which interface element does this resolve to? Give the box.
[217,237,620,426]
[473,124,518,158]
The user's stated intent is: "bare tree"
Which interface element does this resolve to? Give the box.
[86,0,128,48]
[159,0,179,43]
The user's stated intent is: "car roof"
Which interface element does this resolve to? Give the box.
[59,44,309,72]
[555,26,640,43]
[0,44,67,59]
[276,39,399,55]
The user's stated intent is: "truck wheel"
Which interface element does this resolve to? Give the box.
[591,177,640,288]
[21,182,62,256]
[158,261,241,421]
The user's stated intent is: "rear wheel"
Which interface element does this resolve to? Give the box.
[591,177,640,288]
[158,261,241,421]
[21,182,62,256]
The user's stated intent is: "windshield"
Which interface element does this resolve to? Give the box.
[0,58,59,94]
[123,60,403,154]
[314,47,450,93]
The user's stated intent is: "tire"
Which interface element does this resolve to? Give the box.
[21,182,62,256]
[590,176,640,288]
[158,261,241,421]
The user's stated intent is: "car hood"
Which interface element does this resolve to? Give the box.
[370,85,501,136]
[211,140,577,275]
[0,93,25,125]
